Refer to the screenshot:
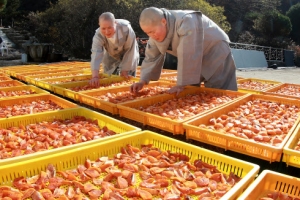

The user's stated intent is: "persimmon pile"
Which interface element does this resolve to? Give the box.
[238,80,277,91]
[0,100,64,118]
[0,144,241,199]
[294,138,300,151]
[138,93,239,121]
[198,99,299,146]
[46,74,106,84]
[46,77,91,84]
[270,85,300,98]
[0,76,10,81]
[33,72,85,80]
[69,80,137,92]
[0,83,22,88]
[20,70,75,76]
[0,116,116,159]
[160,76,177,81]
[94,85,172,103]
[260,191,300,200]
[0,89,37,99]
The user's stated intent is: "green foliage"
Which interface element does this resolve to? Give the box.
[286,2,300,43]
[0,0,20,27]
[12,0,298,57]
[253,11,291,38]
[206,0,283,42]
[0,0,7,11]
[177,0,231,33]
[24,0,231,58]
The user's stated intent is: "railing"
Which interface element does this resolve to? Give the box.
[229,42,284,62]
[137,38,285,62]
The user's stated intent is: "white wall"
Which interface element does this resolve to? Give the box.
[231,49,268,69]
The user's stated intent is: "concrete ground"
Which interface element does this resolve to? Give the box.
[236,67,300,84]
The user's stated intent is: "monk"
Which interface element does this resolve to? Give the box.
[130,7,237,95]
[90,12,139,86]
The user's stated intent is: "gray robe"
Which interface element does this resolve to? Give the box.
[140,9,237,90]
[90,19,139,75]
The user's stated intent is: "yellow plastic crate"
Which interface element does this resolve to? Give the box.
[237,78,281,94]
[0,94,78,119]
[118,87,247,135]
[34,73,110,91]
[53,77,139,101]
[0,130,259,200]
[282,122,300,167]
[78,81,175,115]
[8,66,60,77]
[0,76,12,82]
[183,94,300,162]
[0,107,141,166]
[15,68,77,81]
[0,85,49,100]
[237,170,300,200]
[0,80,25,88]
[0,72,9,77]
[25,70,86,85]
[135,68,177,77]
[158,73,178,83]
[263,83,300,100]
[42,61,90,67]
[0,65,39,75]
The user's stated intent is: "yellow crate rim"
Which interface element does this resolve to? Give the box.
[117,87,248,135]
[0,107,141,167]
[237,170,300,200]
[0,130,259,200]
[183,94,300,162]
[0,85,50,100]
[282,121,300,167]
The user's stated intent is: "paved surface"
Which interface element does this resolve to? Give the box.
[236,67,300,84]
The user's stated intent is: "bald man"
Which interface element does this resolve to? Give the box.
[130,7,237,94]
[90,12,139,86]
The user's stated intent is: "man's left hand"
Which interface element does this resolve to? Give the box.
[120,70,130,79]
[167,85,185,96]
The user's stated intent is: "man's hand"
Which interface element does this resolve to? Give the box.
[90,69,100,87]
[89,76,100,87]
[130,80,146,93]
[167,85,185,96]
[120,70,130,79]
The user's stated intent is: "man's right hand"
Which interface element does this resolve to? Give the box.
[89,76,100,87]
[90,69,100,87]
[130,81,146,93]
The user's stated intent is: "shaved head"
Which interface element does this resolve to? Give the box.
[139,7,164,26]
[99,12,115,23]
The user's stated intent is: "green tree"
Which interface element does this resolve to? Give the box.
[18,0,58,12]
[206,0,282,42]
[253,10,292,46]
[254,11,291,37]
[24,0,230,58]
[281,0,300,13]
[0,0,7,12]
[177,0,231,33]
[286,2,300,43]
[0,0,20,27]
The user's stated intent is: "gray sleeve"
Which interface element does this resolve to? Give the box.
[90,29,105,71]
[140,39,165,84]
[176,14,203,86]
[118,24,139,72]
